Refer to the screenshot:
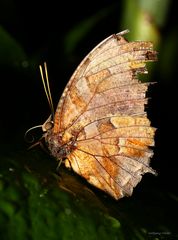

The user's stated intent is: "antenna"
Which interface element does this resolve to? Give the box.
[39,62,54,118]
[24,63,54,145]
[24,125,43,143]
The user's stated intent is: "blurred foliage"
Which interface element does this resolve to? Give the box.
[0,150,122,240]
[0,149,177,240]
[63,5,115,55]
[121,0,170,43]
[0,25,26,66]
[0,0,178,239]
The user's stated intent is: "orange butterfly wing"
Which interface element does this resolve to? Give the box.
[49,31,157,199]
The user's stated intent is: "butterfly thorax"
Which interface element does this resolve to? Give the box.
[45,130,77,161]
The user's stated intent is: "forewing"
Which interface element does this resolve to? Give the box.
[53,31,157,136]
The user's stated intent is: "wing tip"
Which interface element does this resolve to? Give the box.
[116,29,130,36]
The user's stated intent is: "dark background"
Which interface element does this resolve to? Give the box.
[0,0,178,239]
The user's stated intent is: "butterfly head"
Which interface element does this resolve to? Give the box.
[42,115,54,132]
[24,114,53,149]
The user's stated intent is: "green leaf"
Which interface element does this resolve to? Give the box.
[0,150,123,240]
[120,0,164,46]
[0,25,27,66]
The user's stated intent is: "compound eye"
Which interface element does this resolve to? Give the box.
[44,121,54,131]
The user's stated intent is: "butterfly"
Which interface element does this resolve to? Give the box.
[30,30,157,200]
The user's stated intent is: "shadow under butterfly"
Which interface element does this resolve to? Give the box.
[26,29,158,200]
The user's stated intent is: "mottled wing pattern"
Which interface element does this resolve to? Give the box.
[53,31,157,199]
